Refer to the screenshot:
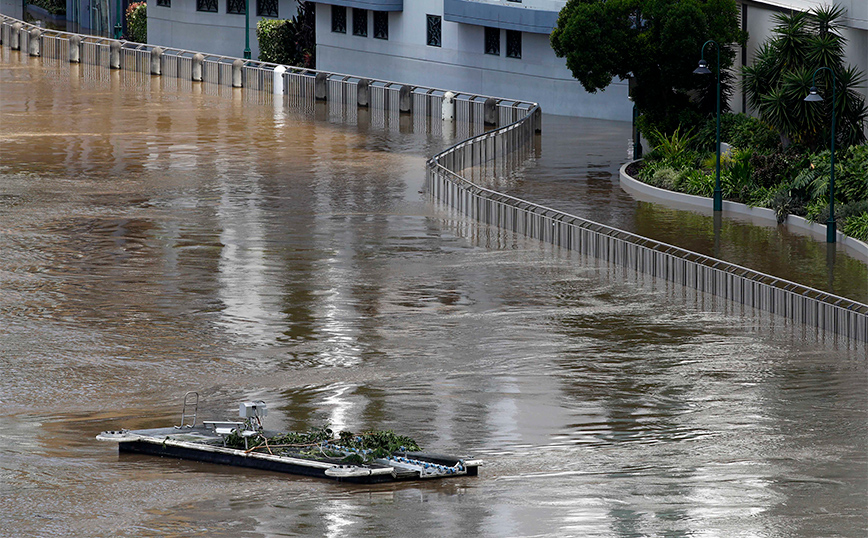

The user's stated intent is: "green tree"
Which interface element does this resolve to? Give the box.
[550,0,746,136]
[742,5,867,149]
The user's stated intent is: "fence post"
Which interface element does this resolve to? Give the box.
[232,58,243,87]
[11,22,21,50]
[357,78,370,108]
[274,65,286,95]
[315,72,328,101]
[442,91,455,121]
[192,53,204,81]
[399,85,413,114]
[109,40,121,69]
[28,28,40,56]
[484,97,497,127]
[150,47,162,75]
[69,34,81,63]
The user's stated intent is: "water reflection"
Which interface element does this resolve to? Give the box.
[0,48,866,538]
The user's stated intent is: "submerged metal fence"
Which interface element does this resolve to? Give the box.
[426,109,868,343]
[0,15,529,132]
[3,14,865,343]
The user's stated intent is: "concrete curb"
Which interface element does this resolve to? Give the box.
[619,160,868,264]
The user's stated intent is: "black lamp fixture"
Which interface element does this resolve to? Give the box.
[694,41,722,212]
[804,68,837,243]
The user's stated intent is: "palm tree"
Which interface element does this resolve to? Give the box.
[742,4,867,149]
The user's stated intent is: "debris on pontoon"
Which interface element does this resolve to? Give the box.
[97,392,481,483]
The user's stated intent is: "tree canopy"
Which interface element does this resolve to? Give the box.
[550,0,746,135]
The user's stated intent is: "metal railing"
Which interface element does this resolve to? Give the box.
[426,107,868,344]
[3,14,865,343]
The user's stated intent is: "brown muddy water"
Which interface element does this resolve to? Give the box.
[1,49,866,538]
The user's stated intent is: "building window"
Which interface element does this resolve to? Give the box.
[257,0,277,17]
[506,30,521,59]
[374,11,388,40]
[332,6,346,33]
[196,0,217,12]
[227,0,244,15]
[353,8,368,37]
[427,15,441,47]
[156,0,170,6]
[484,27,499,55]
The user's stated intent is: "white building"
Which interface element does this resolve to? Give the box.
[104,0,868,119]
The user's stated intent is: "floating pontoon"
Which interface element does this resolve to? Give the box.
[97,393,481,483]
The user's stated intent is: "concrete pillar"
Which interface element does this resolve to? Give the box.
[192,53,204,81]
[273,65,286,95]
[484,97,498,127]
[232,58,243,88]
[315,72,328,101]
[357,78,370,108]
[442,91,455,121]
[10,23,21,50]
[28,28,41,57]
[533,107,543,134]
[69,35,81,63]
[150,47,162,76]
[399,85,413,113]
[109,40,121,69]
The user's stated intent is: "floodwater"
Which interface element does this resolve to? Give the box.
[1,49,866,538]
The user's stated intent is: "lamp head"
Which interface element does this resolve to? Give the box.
[804,86,823,102]
[693,59,712,75]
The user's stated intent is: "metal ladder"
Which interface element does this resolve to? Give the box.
[175,391,198,429]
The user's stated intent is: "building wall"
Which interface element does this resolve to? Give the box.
[314,1,631,120]
[148,0,301,58]
[137,0,866,122]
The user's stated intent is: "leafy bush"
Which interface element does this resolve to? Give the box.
[125,2,147,44]
[695,113,779,153]
[256,2,315,67]
[27,0,65,15]
[837,145,868,203]
[749,148,808,189]
[842,211,868,242]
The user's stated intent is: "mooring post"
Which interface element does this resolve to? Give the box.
[192,53,204,81]
[484,97,498,127]
[399,85,413,114]
[109,40,121,69]
[11,22,21,50]
[29,28,41,57]
[69,34,81,63]
[150,47,162,76]
[315,72,328,101]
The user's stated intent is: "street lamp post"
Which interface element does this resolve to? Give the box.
[244,0,251,59]
[114,0,123,39]
[694,40,722,212]
[804,67,837,244]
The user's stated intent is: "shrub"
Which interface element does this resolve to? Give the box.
[695,113,779,153]
[126,2,147,44]
[842,211,868,242]
[749,147,808,189]
[27,0,65,15]
[256,2,315,67]
[837,145,868,203]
